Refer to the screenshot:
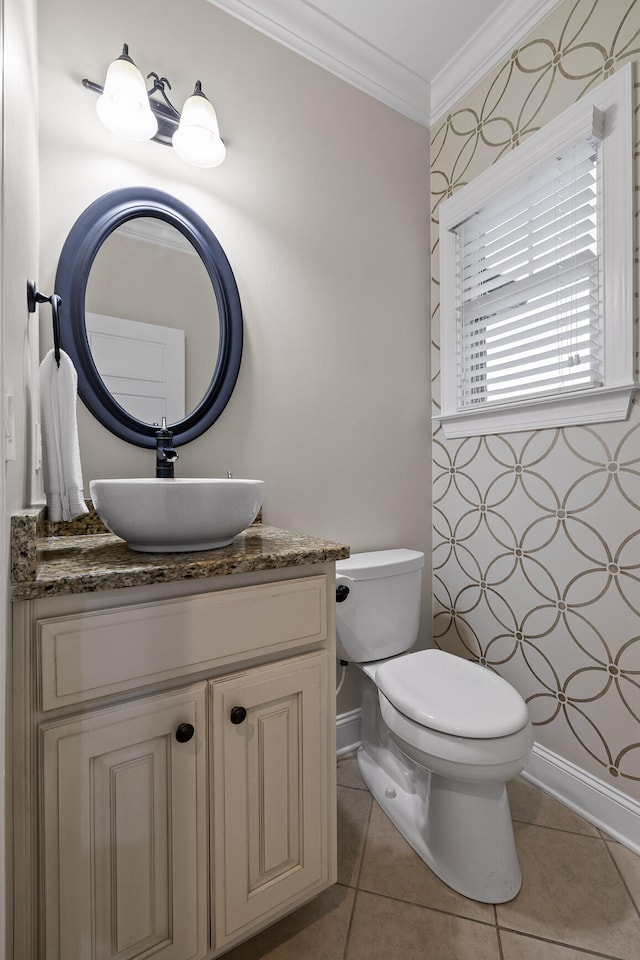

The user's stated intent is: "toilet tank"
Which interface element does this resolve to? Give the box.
[335,549,425,663]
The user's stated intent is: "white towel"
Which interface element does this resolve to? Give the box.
[39,349,89,522]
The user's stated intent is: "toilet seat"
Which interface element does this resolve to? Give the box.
[376,649,529,738]
[378,689,534,779]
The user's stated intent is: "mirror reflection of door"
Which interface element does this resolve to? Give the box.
[85,216,221,425]
[85,312,185,424]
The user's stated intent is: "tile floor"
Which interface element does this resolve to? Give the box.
[225,752,640,960]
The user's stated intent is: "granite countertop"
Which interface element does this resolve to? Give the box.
[11,505,350,600]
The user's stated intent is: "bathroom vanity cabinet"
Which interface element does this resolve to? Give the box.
[11,549,342,960]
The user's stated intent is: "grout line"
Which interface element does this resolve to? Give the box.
[353,788,374,890]
[336,758,367,792]
[511,816,603,840]
[336,757,370,792]
[599,828,617,842]
[497,925,630,959]
[494,905,505,960]
[341,788,375,959]
[341,888,360,960]
[602,836,640,922]
[353,884,500,929]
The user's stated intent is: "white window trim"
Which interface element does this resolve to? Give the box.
[436,64,636,439]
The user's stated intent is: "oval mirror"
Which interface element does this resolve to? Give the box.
[55,187,243,448]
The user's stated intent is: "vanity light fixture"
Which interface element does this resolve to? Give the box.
[83,44,226,168]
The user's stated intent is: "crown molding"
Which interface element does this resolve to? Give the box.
[206,0,431,125]
[430,0,564,125]
[207,0,563,128]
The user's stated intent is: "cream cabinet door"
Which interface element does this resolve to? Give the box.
[41,684,208,960]
[210,651,332,952]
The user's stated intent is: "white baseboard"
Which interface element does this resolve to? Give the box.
[336,708,361,757]
[336,715,640,852]
[523,743,640,854]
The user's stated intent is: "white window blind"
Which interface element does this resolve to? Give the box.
[437,67,634,439]
[453,120,603,410]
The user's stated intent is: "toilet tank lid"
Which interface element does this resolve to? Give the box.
[336,549,425,580]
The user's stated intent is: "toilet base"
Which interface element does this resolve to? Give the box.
[357,745,522,903]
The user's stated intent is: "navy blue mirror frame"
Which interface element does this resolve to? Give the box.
[55,187,243,448]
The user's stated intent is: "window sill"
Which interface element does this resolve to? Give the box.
[434,384,637,439]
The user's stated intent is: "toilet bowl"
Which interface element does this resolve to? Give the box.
[336,549,534,904]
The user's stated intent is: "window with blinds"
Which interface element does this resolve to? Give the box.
[437,66,634,439]
[454,133,602,410]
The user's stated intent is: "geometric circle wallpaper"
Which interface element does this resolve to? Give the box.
[430,0,640,798]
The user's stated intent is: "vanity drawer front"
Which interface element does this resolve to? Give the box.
[39,576,328,711]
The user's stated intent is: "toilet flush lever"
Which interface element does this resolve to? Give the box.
[336,584,350,602]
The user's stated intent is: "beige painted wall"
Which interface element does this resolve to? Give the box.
[431,0,640,802]
[37,0,431,711]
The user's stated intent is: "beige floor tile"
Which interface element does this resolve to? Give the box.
[222,884,356,960]
[500,930,600,959]
[497,823,640,959]
[607,841,640,913]
[346,890,500,960]
[337,753,368,789]
[338,784,373,886]
[358,802,494,923]
[507,779,600,837]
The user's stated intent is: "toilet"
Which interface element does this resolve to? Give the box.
[336,548,533,904]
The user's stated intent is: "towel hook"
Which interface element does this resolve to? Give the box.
[27,280,62,367]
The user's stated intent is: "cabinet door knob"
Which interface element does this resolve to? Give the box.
[175,722,195,743]
[230,706,247,725]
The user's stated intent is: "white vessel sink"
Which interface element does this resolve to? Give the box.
[90,478,264,553]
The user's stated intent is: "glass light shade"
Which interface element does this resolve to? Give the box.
[96,55,158,142]
[172,88,226,168]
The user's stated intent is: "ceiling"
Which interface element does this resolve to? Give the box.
[207,0,562,126]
